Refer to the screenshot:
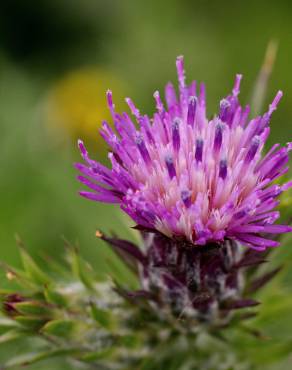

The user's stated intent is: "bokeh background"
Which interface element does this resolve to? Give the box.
[0,0,292,368]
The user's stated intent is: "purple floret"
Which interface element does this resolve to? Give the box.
[76,56,292,250]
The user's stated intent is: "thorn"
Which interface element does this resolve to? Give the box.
[6,271,15,281]
[95,230,103,238]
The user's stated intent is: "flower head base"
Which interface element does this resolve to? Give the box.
[101,231,280,328]
[76,56,292,250]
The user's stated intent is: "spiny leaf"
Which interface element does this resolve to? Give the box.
[0,329,25,344]
[41,319,77,338]
[39,251,72,278]
[227,311,258,328]
[239,324,270,339]
[105,241,139,275]
[80,348,115,362]
[14,301,52,317]
[121,289,155,302]
[1,347,82,369]
[64,239,95,291]
[0,317,22,329]
[90,303,114,330]
[44,284,68,307]
[236,249,267,268]
[101,235,146,266]
[16,237,51,286]
[14,316,47,331]
[105,254,137,288]
[0,262,36,289]
[226,299,260,310]
[118,334,140,348]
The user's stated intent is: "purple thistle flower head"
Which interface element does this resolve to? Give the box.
[76,56,292,251]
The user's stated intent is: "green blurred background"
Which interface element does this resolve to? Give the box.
[0,0,292,367]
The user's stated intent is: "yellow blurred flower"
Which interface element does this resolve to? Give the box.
[45,67,127,144]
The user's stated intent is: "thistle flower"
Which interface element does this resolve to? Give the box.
[76,56,292,251]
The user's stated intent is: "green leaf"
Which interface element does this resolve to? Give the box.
[0,263,36,289]
[118,334,140,349]
[44,285,68,307]
[14,301,52,317]
[80,348,114,362]
[65,241,95,291]
[104,253,137,288]
[90,304,114,330]
[2,348,81,368]
[41,319,76,338]
[0,329,25,344]
[18,243,51,286]
[14,316,47,331]
[139,356,159,370]
[0,317,21,329]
